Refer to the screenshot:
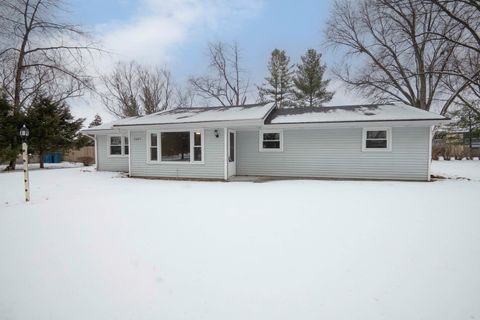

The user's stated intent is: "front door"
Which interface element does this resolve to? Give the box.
[228,130,236,177]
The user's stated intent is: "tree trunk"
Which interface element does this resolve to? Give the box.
[40,152,45,169]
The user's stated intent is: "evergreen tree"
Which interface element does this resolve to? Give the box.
[0,93,24,168]
[89,114,103,128]
[449,106,480,148]
[293,49,334,107]
[26,97,85,168]
[258,49,294,108]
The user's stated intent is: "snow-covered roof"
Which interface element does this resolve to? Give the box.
[115,103,275,127]
[82,103,448,134]
[81,117,139,132]
[265,104,447,124]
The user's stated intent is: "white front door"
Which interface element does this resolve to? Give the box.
[228,130,236,177]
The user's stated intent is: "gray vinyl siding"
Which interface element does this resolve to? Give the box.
[96,135,129,172]
[237,127,430,181]
[130,129,225,179]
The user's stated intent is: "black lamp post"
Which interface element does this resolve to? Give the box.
[19,124,30,202]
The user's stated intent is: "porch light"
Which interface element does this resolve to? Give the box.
[214,129,219,138]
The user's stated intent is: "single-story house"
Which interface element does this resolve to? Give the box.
[81,103,448,181]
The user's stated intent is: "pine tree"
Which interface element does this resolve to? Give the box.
[293,49,334,107]
[449,106,480,148]
[89,114,103,128]
[0,93,24,168]
[26,96,85,168]
[258,49,294,108]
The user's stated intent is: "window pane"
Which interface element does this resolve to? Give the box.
[194,146,202,161]
[124,146,129,155]
[124,136,129,145]
[150,147,157,161]
[263,133,280,141]
[161,132,190,161]
[367,130,386,139]
[263,141,280,149]
[110,146,122,155]
[110,136,121,146]
[229,132,235,162]
[366,140,387,148]
[194,131,201,146]
[150,133,157,147]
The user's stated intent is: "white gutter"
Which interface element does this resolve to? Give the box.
[263,119,450,130]
[427,126,433,181]
[224,127,228,181]
[128,130,132,177]
[94,135,98,171]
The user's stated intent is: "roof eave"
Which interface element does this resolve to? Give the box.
[112,119,265,130]
[263,118,450,129]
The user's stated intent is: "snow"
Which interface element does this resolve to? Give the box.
[0,161,84,171]
[267,104,447,124]
[99,103,275,128]
[1,161,479,320]
[431,159,480,181]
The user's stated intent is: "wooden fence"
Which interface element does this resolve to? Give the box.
[63,146,95,163]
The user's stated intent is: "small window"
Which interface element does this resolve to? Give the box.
[259,130,283,152]
[149,133,158,161]
[161,131,190,162]
[124,136,129,155]
[109,136,122,155]
[193,131,202,162]
[362,128,392,151]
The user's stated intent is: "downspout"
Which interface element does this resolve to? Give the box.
[427,126,433,182]
[128,130,132,177]
[224,128,228,181]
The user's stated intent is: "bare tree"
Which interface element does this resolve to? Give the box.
[427,0,480,114]
[189,41,250,107]
[101,61,176,118]
[325,0,462,114]
[0,0,100,113]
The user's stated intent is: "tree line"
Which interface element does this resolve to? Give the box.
[0,0,478,169]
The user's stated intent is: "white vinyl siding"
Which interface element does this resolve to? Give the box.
[96,135,129,172]
[237,127,430,181]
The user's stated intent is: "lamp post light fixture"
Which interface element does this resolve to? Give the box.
[19,124,30,202]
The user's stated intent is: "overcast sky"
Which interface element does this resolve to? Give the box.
[67,0,362,123]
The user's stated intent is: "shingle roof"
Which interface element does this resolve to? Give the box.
[265,104,447,124]
[114,102,276,127]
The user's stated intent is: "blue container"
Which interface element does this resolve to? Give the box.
[43,152,62,163]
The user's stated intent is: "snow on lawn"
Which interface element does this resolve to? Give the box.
[0,162,479,320]
[431,159,480,181]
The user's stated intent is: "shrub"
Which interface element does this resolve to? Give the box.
[77,156,94,166]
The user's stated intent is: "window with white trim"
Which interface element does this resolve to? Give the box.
[109,135,122,155]
[193,131,203,161]
[149,133,158,161]
[259,130,283,152]
[147,130,204,163]
[109,135,129,156]
[124,136,129,155]
[362,128,392,151]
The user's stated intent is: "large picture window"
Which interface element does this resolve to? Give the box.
[161,132,190,161]
[147,130,204,163]
[362,128,392,151]
[109,135,129,156]
[259,130,283,152]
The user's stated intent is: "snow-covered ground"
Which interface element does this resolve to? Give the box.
[0,161,479,320]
